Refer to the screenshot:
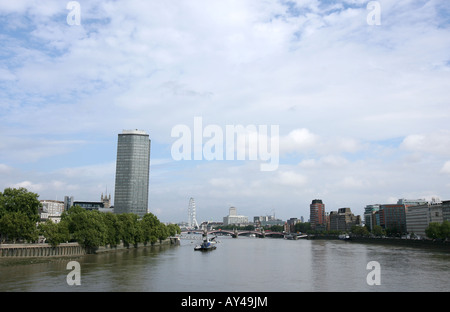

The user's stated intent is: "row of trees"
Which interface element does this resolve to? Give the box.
[0,187,181,249]
[39,206,180,249]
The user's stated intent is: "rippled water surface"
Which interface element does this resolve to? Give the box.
[1,237,449,292]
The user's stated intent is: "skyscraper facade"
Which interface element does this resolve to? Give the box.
[114,130,151,218]
[310,199,326,231]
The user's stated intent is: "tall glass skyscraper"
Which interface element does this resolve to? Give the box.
[114,130,151,217]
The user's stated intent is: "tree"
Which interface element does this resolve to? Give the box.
[0,211,38,243]
[141,213,161,245]
[62,206,107,250]
[157,223,169,243]
[167,223,181,236]
[351,225,369,236]
[440,220,450,240]
[38,220,70,247]
[0,187,41,222]
[102,212,121,247]
[0,187,41,242]
[425,221,450,240]
[294,222,311,233]
[425,222,441,240]
[117,213,142,247]
[268,225,284,232]
[372,225,384,237]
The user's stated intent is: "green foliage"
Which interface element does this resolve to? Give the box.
[38,220,70,247]
[117,213,142,247]
[441,220,450,239]
[141,213,161,245]
[0,187,41,222]
[0,211,39,243]
[167,223,181,236]
[294,222,311,233]
[57,207,173,249]
[371,225,385,236]
[425,221,450,240]
[101,212,121,247]
[268,225,284,232]
[351,225,369,236]
[62,206,108,249]
[0,188,41,242]
[0,187,176,248]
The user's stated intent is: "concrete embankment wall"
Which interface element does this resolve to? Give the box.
[93,237,180,254]
[0,237,180,258]
[0,243,85,258]
[308,235,450,251]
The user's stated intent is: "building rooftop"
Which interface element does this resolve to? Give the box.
[121,129,148,135]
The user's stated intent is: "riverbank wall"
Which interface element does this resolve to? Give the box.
[0,243,85,258]
[0,237,180,258]
[92,237,180,254]
[308,235,450,251]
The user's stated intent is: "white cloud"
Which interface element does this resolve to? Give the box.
[1,0,450,222]
[280,128,318,154]
[401,131,450,157]
[441,161,450,174]
[276,170,307,187]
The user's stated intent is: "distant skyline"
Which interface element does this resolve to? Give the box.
[1,0,450,223]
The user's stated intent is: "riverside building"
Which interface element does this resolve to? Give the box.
[406,199,450,237]
[310,199,326,231]
[113,129,151,218]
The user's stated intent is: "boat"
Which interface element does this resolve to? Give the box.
[194,231,217,251]
[339,234,350,240]
[194,240,217,251]
[284,234,294,240]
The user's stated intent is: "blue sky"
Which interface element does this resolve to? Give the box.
[1,0,450,223]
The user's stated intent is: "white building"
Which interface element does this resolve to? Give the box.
[223,206,248,226]
[40,200,65,223]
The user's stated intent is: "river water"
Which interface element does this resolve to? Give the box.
[0,236,449,292]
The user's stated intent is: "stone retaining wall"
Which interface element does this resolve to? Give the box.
[0,237,180,257]
[0,243,85,258]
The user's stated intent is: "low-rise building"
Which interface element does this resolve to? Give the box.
[406,200,450,237]
[39,200,65,223]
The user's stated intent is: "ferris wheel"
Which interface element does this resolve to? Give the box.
[188,197,199,229]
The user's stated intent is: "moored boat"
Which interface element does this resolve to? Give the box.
[194,230,217,251]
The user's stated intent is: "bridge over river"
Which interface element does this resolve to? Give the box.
[181,229,307,239]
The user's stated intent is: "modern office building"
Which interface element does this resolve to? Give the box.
[379,204,408,234]
[364,204,380,231]
[73,201,105,211]
[64,196,74,211]
[310,199,326,231]
[114,129,151,218]
[406,200,450,237]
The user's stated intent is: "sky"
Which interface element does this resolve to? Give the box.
[1,0,450,224]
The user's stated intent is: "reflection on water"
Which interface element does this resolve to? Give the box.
[1,237,449,292]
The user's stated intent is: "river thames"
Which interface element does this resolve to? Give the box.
[0,236,449,292]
